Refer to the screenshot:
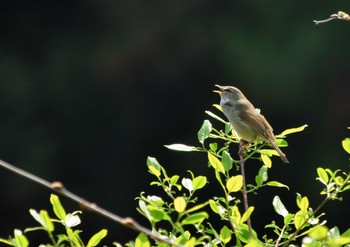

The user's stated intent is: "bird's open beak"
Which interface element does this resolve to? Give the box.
[213,84,224,94]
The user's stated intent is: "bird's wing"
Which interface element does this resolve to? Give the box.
[236,102,274,140]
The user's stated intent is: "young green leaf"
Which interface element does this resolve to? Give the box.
[192,176,207,190]
[267,181,289,190]
[280,124,308,136]
[146,156,161,177]
[231,205,241,224]
[241,206,254,223]
[209,199,222,215]
[342,138,350,154]
[294,210,307,230]
[209,143,218,152]
[220,225,232,244]
[50,194,67,221]
[135,233,150,247]
[14,229,29,247]
[208,152,225,173]
[181,212,209,225]
[205,109,227,124]
[317,167,329,185]
[298,196,309,211]
[272,196,289,217]
[308,225,328,240]
[222,151,233,172]
[261,154,272,168]
[164,144,198,152]
[226,175,243,193]
[87,229,108,247]
[198,120,212,144]
[174,197,187,213]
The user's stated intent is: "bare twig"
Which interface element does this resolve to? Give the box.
[238,141,253,238]
[314,11,350,25]
[0,159,181,247]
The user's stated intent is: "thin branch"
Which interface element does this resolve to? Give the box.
[314,11,350,25]
[238,141,253,238]
[0,159,181,247]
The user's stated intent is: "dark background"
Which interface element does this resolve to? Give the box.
[1,0,350,244]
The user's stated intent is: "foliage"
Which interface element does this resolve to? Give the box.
[1,106,350,247]
[0,194,107,247]
[137,106,350,246]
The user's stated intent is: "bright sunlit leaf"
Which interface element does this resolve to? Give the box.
[342,138,350,154]
[208,152,225,173]
[226,175,243,193]
[261,154,272,168]
[280,124,308,137]
[164,144,198,152]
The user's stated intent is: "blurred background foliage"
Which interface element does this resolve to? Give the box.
[1,0,350,244]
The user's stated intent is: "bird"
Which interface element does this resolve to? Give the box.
[214,84,289,163]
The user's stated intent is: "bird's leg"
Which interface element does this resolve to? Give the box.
[238,139,251,155]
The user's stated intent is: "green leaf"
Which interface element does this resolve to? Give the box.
[50,194,66,221]
[241,206,254,223]
[296,193,302,208]
[342,138,350,154]
[209,199,222,215]
[280,124,308,136]
[170,175,179,185]
[226,175,243,193]
[174,197,187,213]
[209,143,217,152]
[146,156,161,177]
[205,110,227,124]
[255,175,263,186]
[317,167,329,185]
[0,238,12,245]
[299,196,309,211]
[147,206,166,222]
[284,213,294,225]
[231,205,241,224]
[135,233,150,247]
[275,139,288,147]
[66,228,83,247]
[337,228,350,245]
[208,152,225,173]
[308,225,328,240]
[222,151,233,172]
[261,154,271,168]
[164,144,198,152]
[220,225,231,244]
[259,149,277,156]
[267,181,289,190]
[184,201,209,214]
[294,210,307,230]
[198,120,212,144]
[181,212,209,225]
[258,166,268,182]
[192,176,207,190]
[335,176,344,186]
[40,210,54,232]
[14,229,29,247]
[272,196,288,217]
[87,229,108,247]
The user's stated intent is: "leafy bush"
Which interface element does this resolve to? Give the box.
[1,106,350,247]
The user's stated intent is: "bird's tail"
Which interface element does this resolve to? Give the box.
[270,141,289,164]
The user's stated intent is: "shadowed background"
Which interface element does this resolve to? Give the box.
[1,0,350,244]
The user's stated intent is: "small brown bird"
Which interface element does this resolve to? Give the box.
[214,85,289,163]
